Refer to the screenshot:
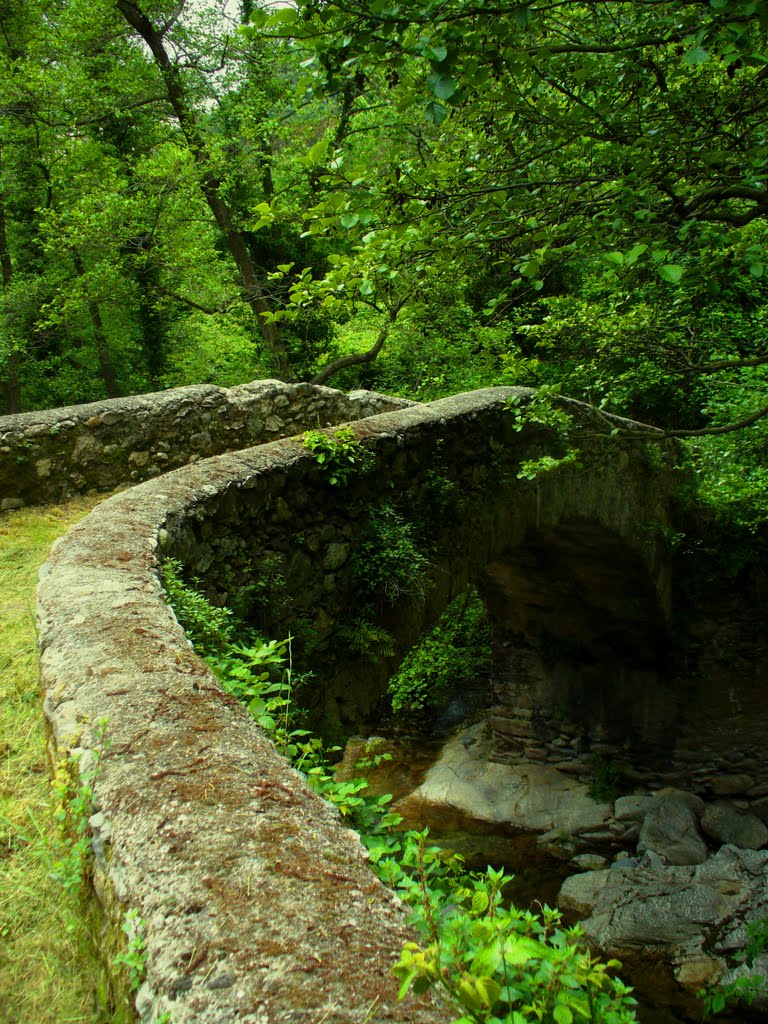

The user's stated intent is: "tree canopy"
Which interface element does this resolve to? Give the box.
[2,0,768,532]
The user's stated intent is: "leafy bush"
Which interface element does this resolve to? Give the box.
[161,558,237,655]
[302,425,371,486]
[351,503,432,606]
[388,588,491,714]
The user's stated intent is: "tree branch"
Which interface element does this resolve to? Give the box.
[152,283,235,315]
[309,295,408,386]
[614,404,768,440]
[695,353,768,373]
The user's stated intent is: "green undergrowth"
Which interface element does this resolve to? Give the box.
[0,496,106,1024]
[163,562,639,1024]
[388,588,492,716]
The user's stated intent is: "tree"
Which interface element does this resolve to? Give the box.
[253,0,768,431]
[115,0,294,378]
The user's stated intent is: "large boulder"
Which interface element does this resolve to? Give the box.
[393,723,612,836]
[637,793,707,865]
[701,802,768,850]
[559,846,768,1002]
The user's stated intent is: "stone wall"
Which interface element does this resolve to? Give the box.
[37,387,684,1023]
[0,380,412,507]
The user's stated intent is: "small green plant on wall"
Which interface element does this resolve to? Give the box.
[302,425,370,486]
[114,908,147,992]
[48,717,110,894]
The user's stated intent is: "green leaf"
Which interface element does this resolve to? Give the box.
[340,213,359,228]
[520,258,541,278]
[625,242,648,264]
[658,264,685,283]
[427,73,457,100]
[475,977,502,1008]
[425,44,448,63]
[684,45,710,65]
[514,6,532,28]
[471,890,490,914]
[553,1005,574,1024]
[423,100,448,124]
[750,261,764,278]
[306,139,329,164]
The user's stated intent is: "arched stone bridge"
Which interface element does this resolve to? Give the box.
[28,385,763,1023]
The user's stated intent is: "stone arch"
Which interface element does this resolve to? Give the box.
[477,519,678,780]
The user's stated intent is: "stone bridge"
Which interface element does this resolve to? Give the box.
[12,383,764,1022]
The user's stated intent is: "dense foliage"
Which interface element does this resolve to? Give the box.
[1,0,768,530]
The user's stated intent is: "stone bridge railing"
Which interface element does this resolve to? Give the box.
[0,380,412,507]
[35,385,688,1023]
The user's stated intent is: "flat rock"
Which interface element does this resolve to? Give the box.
[394,723,612,836]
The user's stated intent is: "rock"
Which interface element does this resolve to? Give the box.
[638,794,708,865]
[571,853,608,871]
[701,802,768,850]
[394,723,612,836]
[751,797,768,825]
[323,542,350,571]
[674,956,724,990]
[612,856,638,870]
[614,794,654,822]
[711,774,755,797]
[1,496,24,510]
[640,850,667,871]
[654,787,706,817]
[558,846,768,1000]
[559,869,614,916]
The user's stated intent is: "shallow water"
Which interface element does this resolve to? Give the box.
[354,732,756,1024]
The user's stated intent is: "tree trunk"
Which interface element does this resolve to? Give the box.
[0,162,20,413]
[71,249,121,398]
[115,0,293,380]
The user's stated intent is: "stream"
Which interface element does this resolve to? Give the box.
[338,732,759,1024]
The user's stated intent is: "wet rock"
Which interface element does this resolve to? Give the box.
[638,793,707,865]
[701,802,768,850]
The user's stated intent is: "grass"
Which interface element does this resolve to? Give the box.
[0,496,107,1024]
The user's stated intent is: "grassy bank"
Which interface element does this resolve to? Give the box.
[0,497,105,1024]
